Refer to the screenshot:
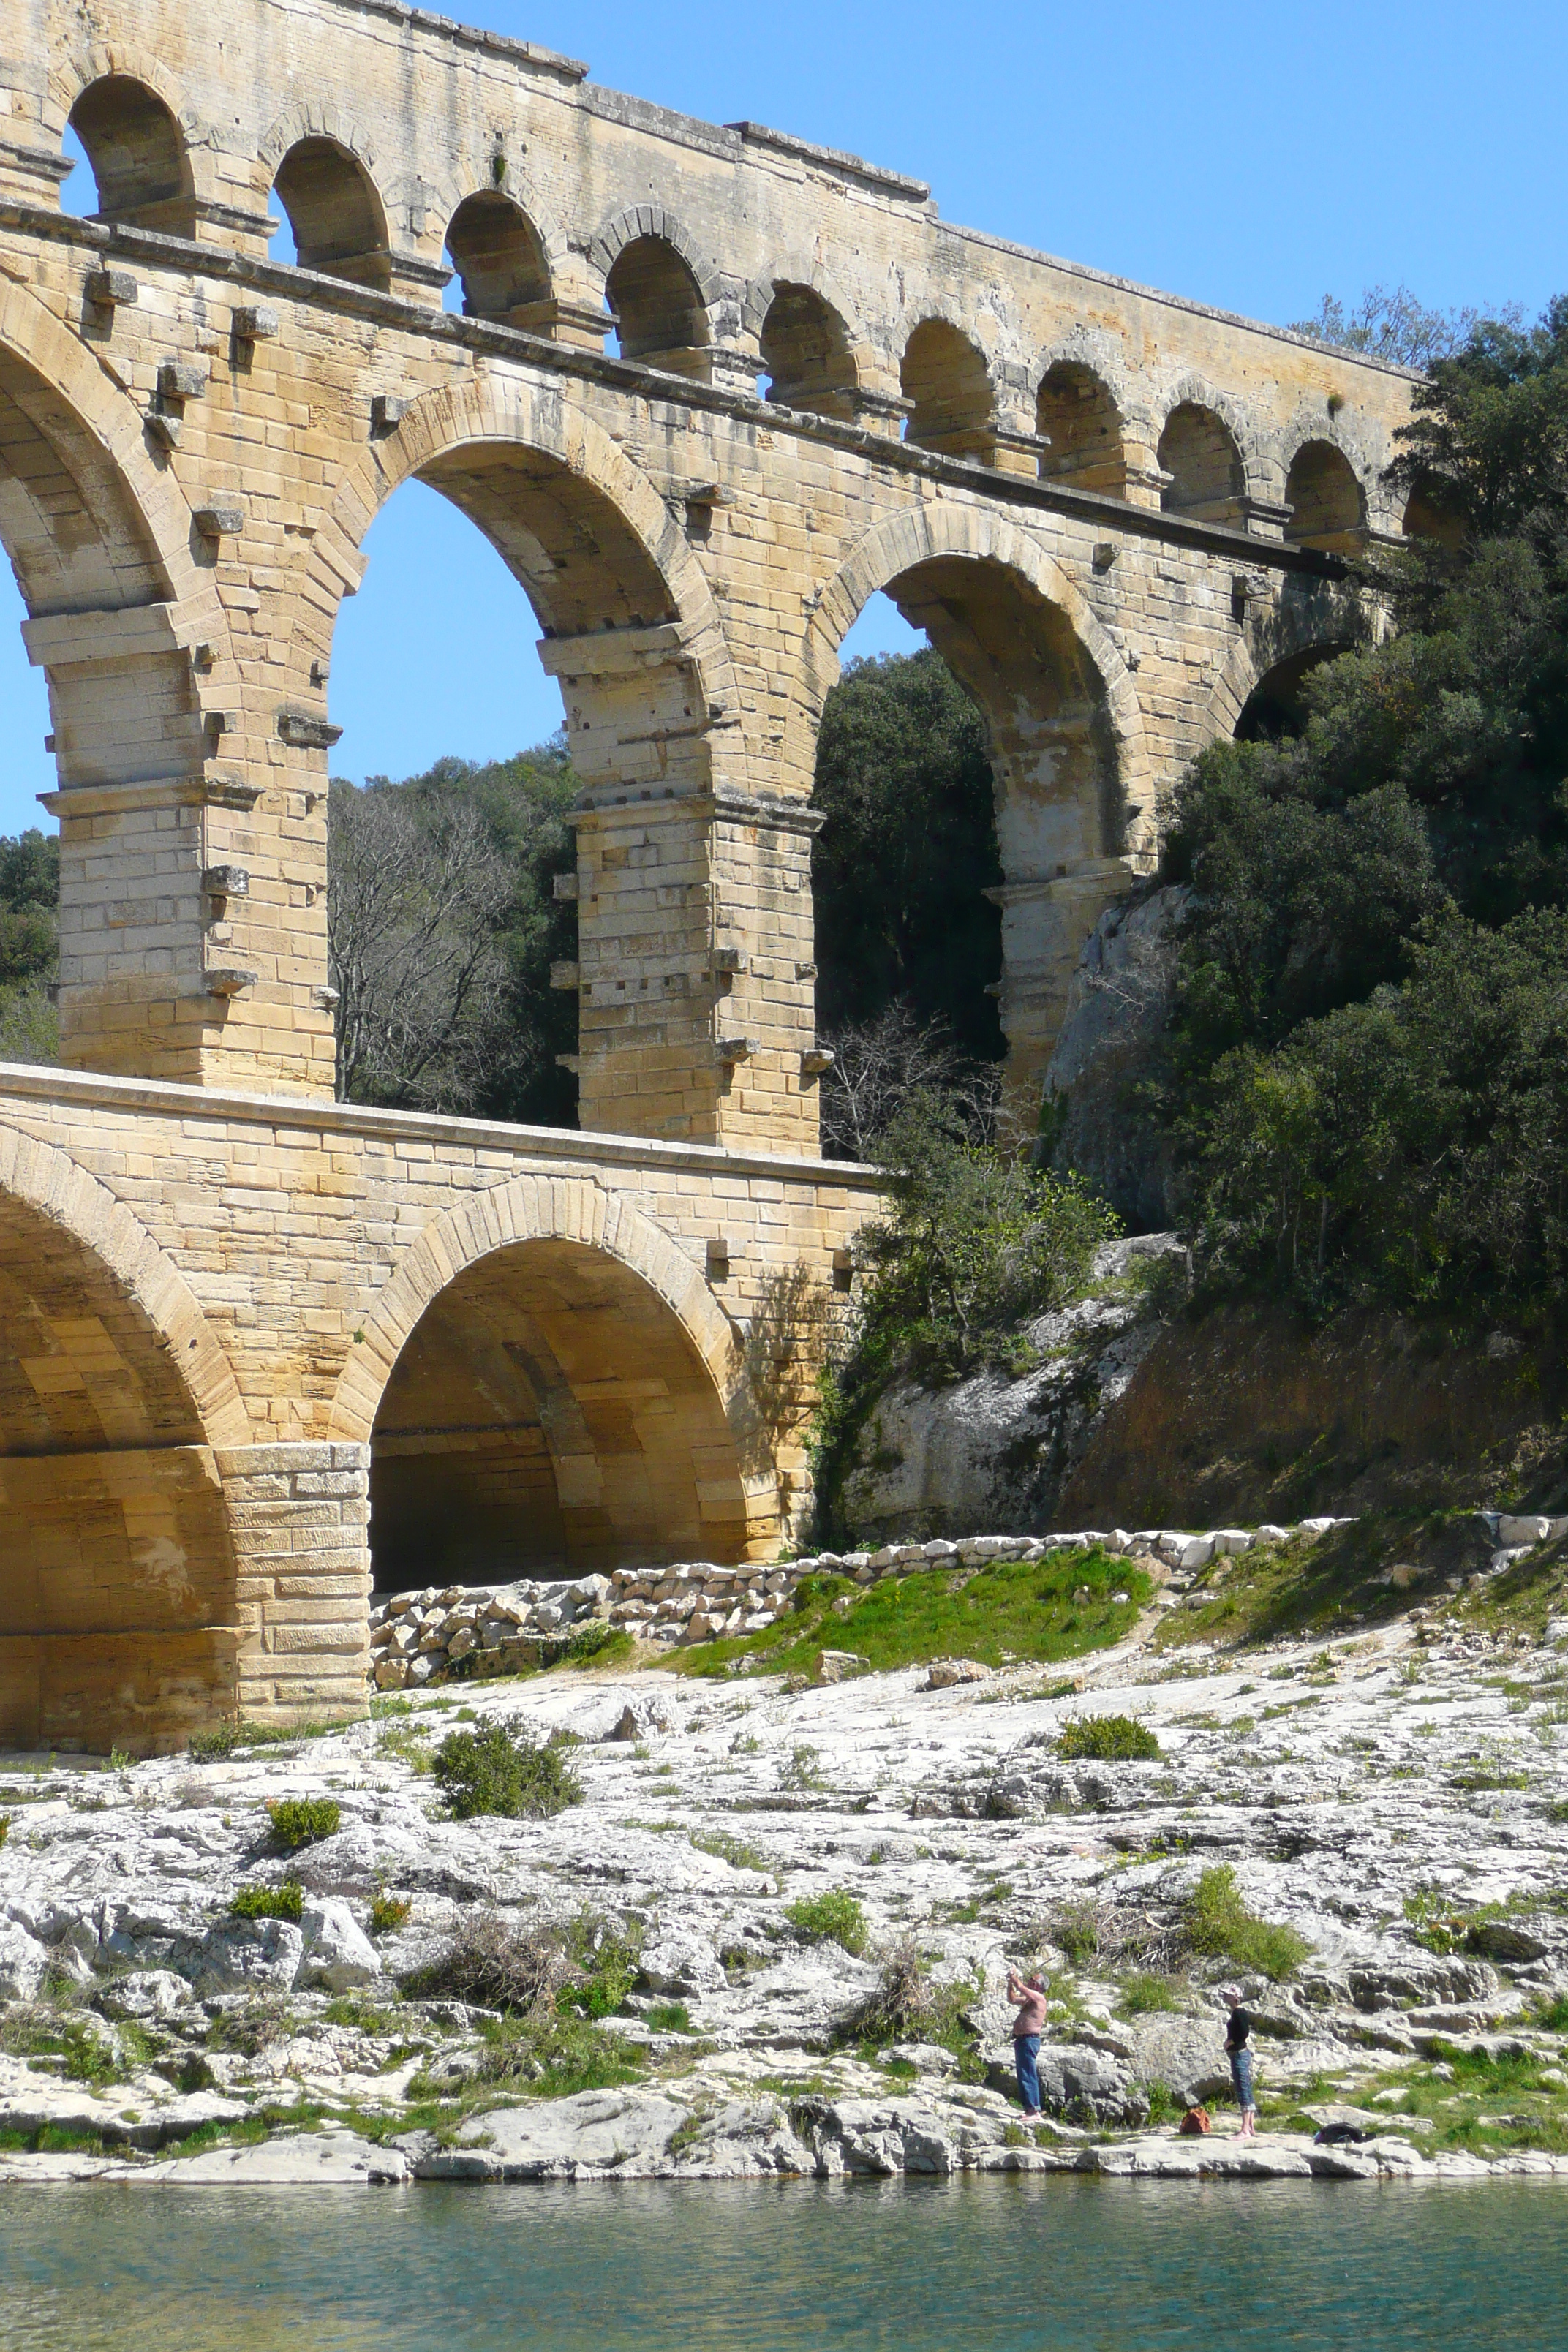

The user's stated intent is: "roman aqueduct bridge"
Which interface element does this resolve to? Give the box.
[0,0,1415,1745]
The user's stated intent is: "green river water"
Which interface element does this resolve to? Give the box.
[1,2175,1562,2349]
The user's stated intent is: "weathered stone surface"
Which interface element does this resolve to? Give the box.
[297,1899,382,1992]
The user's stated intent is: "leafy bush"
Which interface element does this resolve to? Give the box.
[1186,1865,1310,1981]
[431,1721,583,1820]
[0,1814,10,1850]
[1059,1714,1161,1761]
[784,1888,868,1955]
[368,1889,412,1936]
[230,1881,304,1922]
[1117,1971,1182,2014]
[1051,1898,1109,1967]
[266,1797,341,1850]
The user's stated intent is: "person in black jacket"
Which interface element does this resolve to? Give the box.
[1222,1986,1257,2138]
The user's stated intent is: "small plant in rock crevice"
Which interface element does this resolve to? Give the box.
[369,1888,412,1936]
[266,1797,342,1850]
[784,1888,868,1956]
[230,1880,304,1922]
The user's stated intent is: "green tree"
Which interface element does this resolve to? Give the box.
[0,828,59,1064]
[1158,296,1568,1323]
[812,648,1004,1066]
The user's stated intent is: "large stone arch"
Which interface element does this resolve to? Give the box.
[286,372,741,731]
[45,43,222,225]
[1196,574,1374,751]
[0,278,230,1077]
[328,1173,769,1583]
[789,502,1154,1115]
[0,1125,250,1752]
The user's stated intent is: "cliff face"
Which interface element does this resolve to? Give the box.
[1060,1304,1568,1532]
[833,1236,1184,1545]
[830,1269,1568,1552]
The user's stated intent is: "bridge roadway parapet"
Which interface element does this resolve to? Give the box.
[0,1063,876,1750]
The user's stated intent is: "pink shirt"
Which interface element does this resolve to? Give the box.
[1011,1983,1047,2038]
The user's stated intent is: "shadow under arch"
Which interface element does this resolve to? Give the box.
[789,508,1153,1112]
[327,1174,767,1585]
[66,71,197,235]
[0,1123,249,1752]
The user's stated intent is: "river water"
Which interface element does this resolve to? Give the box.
[1,2175,1563,2350]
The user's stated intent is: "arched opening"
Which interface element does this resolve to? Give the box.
[0,1186,238,1752]
[1235,644,1348,742]
[271,137,390,289]
[605,237,709,379]
[66,75,195,237]
[1035,363,1127,496]
[1403,477,1466,551]
[813,554,1126,1130]
[445,192,551,325]
[0,336,208,1077]
[312,424,723,1137]
[759,284,858,417]
[1284,441,1365,553]
[1158,402,1245,524]
[900,320,993,458]
[368,1236,747,1588]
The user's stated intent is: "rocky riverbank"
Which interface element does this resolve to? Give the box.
[6,1531,1568,2189]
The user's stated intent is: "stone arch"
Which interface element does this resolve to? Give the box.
[1155,374,1264,519]
[1196,576,1372,747]
[900,317,995,456]
[270,133,391,290]
[1283,437,1368,554]
[444,189,554,321]
[326,1174,765,1583]
[740,254,869,351]
[287,374,741,732]
[791,504,1154,1112]
[0,280,230,1076]
[0,1124,249,1752]
[598,227,717,380]
[755,275,867,418]
[1033,358,1128,495]
[589,206,727,314]
[56,64,199,235]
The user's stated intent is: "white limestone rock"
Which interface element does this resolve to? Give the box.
[296,1897,382,1991]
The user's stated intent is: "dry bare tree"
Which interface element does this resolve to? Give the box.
[818,1002,1003,1160]
[328,781,514,1109]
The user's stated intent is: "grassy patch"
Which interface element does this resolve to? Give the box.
[1117,1971,1183,2015]
[675,1548,1153,1681]
[1059,1714,1160,1762]
[1340,2046,1568,2157]
[266,1797,342,1850]
[432,1722,583,1820]
[784,1888,868,1955]
[687,1828,771,1875]
[230,1880,304,1922]
[645,2002,692,2033]
[1186,1864,1311,1980]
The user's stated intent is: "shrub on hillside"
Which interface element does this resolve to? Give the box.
[230,1881,304,1922]
[1186,1864,1311,1981]
[431,1721,583,1820]
[1059,1714,1161,1761]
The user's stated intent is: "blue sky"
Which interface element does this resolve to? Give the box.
[4,0,1562,829]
